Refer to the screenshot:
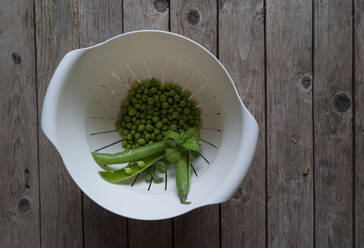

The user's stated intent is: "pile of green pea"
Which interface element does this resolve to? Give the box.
[116,78,201,149]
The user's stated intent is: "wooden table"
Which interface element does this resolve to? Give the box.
[1,0,363,247]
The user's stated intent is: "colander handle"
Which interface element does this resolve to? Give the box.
[41,49,84,150]
[206,107,259,205]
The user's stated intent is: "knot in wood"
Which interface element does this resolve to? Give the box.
[219,0,224,10]
[153,0,168,13]
[300,75,312,89]
[12,53,21,64]
[187,9,200,25]
[334,93,351,113]
[18,198,31,213]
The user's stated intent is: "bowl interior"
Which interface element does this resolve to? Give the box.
[53,31,246,220]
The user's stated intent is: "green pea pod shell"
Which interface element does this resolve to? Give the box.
[98,153,164,184]
[92,141,167,165]
[176,152,191,204]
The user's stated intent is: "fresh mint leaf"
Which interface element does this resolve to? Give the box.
[182,139,200,152]
[163,130,185,144]
[155,161,167,173]
[165,148,182,163]
[185,128,199,140]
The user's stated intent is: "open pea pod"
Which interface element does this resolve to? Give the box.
[98,153,164,184]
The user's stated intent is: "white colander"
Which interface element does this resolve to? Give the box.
[41,30,258,220]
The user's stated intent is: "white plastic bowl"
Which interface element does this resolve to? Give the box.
[41,30,258,220]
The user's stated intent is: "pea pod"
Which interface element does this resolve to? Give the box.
[98,153,164,184]
[92,141,167,165]
[176,152,191,204]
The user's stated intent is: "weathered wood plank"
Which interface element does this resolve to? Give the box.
[78,1,128,247]
[35,0,83,247]
[124,0,169,31]
[170,1,220,247]
[123,1,173,248]
[0,1,40,247]
[314,0,353,247]
[219,0,266,247]
[355,1,364,246]
[266,0,313,247]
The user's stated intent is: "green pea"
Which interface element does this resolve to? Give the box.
[168,97,173,104]
[179,100,186,107]
[137,138,146,145]
[172,112,179,119]
[126,123,133,129]
[179,119,185,126]
[127,134,133,140]
[141,119,146,124]
[137,161,146,168]
[130,130,136,135]
[157,135,163,141]
[142,95,148,101]
[170,124,177,131]
[146,124,154,132]
[135,133,141,139]
[131,125,137,130]
[124,167,133,175]
[122,129,129,136]
[146,120,152,125]
[147,97,154,105]
[152,116,159,123]
[170,90,176,96]
[138,124,145,132]
[132,117,137,122]
[124,115,131,122]
[162,102,169,108]
[122,141,128,147]
[151,133,156,140]
[160,95,167,102]
[162,118,168,123]
[154,95,160,102]
[156,121,163,129]
[154,129,160,135]
[162,125,168,131]
[174,95,181,102]
[184,108,191,115]
[126,144,132,149]
[151,87,158,94]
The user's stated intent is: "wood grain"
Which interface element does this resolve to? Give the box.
[219,0,266,247]
[124,0,169,31]
[314,0,353,247]
[355,1,364,246]
[35,0,83,247]
[170,1,220,247]
[78,1,128,247]
[123,1,173,248]
[0,1,40,247]
[266,0,314,247]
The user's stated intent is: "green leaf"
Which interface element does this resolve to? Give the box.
[163,130,185,144]
[155,161,167,173]
[165,148,182,163]
[144,167,153,182]
[182,138,200,152]
[185,128,199,140]
[153,176,164,184]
